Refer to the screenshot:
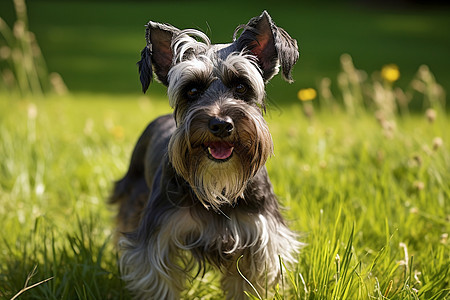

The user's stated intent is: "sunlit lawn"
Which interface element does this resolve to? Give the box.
[0,91,448,299]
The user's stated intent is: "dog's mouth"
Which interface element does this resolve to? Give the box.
[204,141,234,162]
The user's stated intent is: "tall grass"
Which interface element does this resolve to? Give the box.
[248,59,449,299]
[0,95,164,299]
[314,54,446,115]
[0,0,67,97]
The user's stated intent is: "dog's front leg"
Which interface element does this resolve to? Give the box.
[220,210,301,300]
[119,226,185,300]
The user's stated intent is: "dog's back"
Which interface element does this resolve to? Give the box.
[110,114,175,232]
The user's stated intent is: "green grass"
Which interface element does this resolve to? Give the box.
[0,92,449,299]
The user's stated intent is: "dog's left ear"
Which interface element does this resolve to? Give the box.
[138,21,181,93]
[235,11,299,83]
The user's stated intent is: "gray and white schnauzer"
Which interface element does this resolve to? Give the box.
[110,11,301,299]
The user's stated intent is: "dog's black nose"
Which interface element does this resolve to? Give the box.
[208,117,234,137]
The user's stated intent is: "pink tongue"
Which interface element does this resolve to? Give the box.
[208,142,234,160]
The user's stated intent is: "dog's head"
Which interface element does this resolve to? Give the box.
[138,11,299,211]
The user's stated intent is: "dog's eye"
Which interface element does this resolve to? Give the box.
[186,87,200,100]
[235,83,248,95]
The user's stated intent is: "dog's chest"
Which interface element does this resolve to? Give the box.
[175,207,266,256]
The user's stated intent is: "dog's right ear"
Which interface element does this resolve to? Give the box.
[138,21,180,93]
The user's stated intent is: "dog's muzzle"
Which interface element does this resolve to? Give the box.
[204,116,235,161]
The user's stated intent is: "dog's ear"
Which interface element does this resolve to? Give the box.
[138,21,180,92]
[235,11,299,83]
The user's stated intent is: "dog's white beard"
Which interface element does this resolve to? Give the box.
[191,157,247,211]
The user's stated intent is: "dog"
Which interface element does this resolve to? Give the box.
[110,11,301,300]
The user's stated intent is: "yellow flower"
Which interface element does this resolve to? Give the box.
[111,125,124,140]
[297,88,317,101]
[381,64,400,82]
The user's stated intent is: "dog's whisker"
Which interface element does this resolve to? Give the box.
[217,207,231,221]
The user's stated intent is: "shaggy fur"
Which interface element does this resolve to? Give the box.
[110,11,301,299]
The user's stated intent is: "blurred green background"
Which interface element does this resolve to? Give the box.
[1,0,449,104]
